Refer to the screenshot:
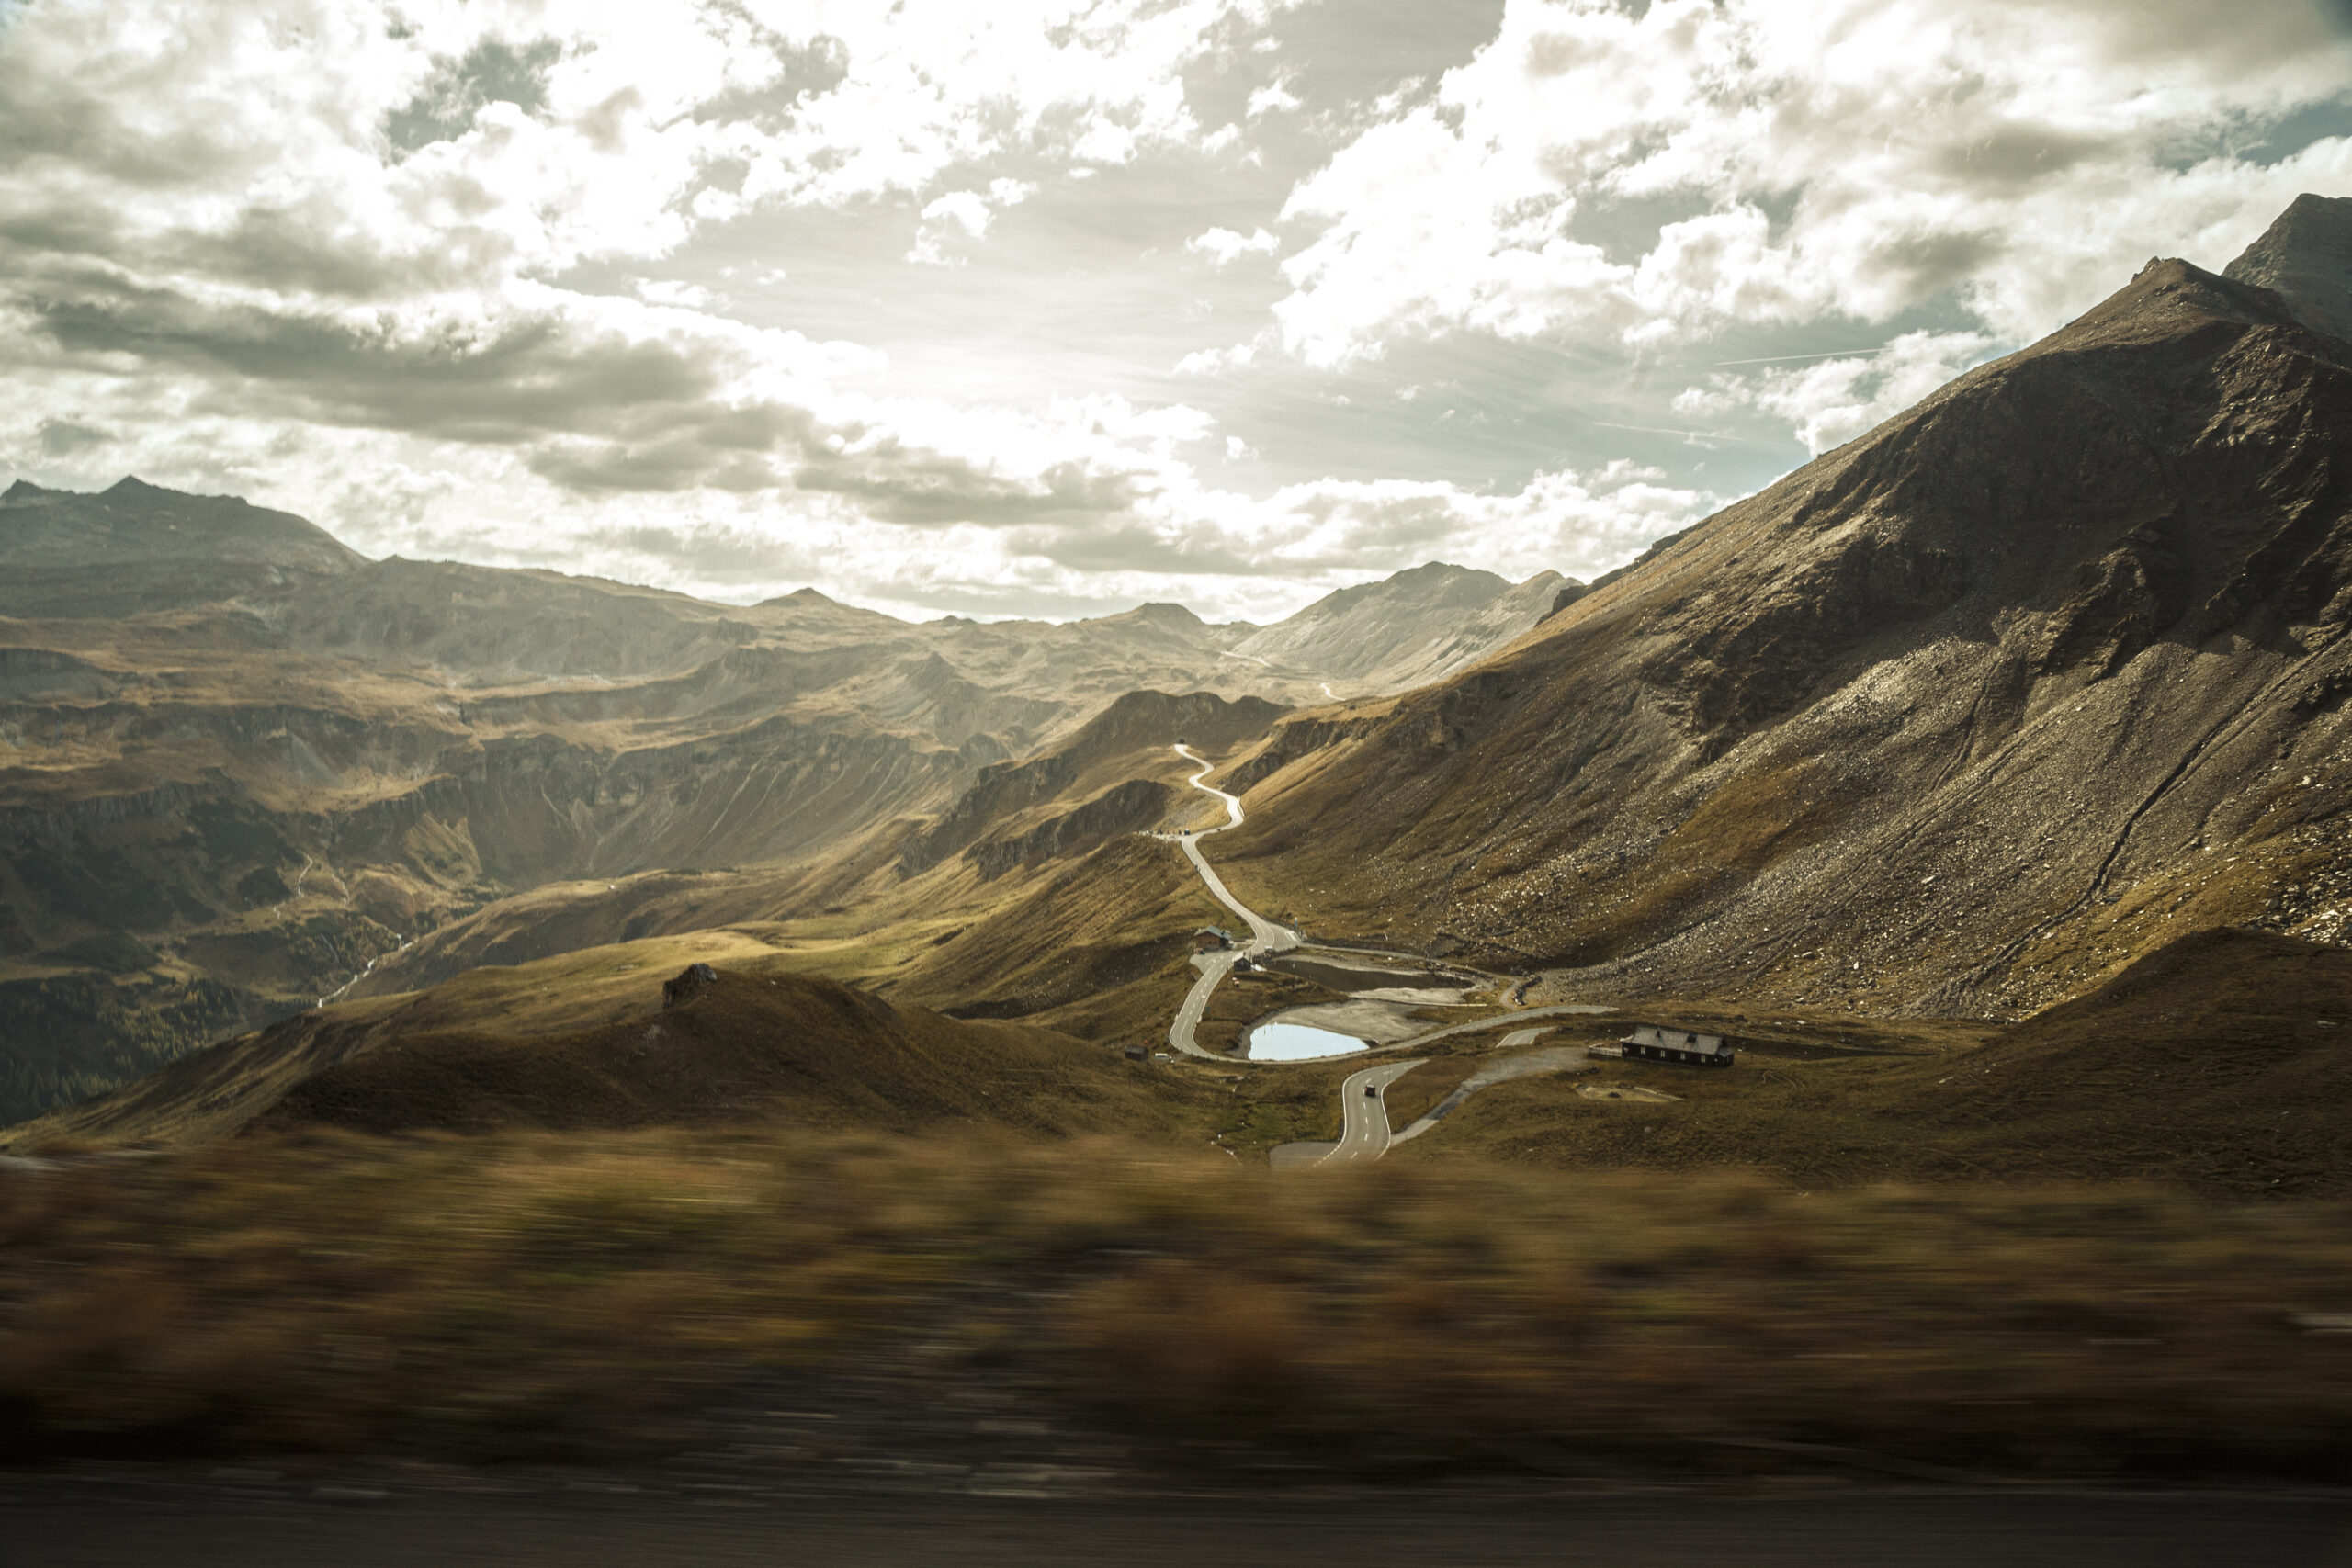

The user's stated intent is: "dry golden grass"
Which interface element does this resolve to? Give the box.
[6,1127,2352,1479]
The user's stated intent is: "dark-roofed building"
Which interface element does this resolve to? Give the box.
[1618,1022,1736,1067]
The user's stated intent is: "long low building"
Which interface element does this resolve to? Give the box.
[1618,1022,1737,1068]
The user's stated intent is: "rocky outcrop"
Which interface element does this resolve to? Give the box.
[662,962,719,1009]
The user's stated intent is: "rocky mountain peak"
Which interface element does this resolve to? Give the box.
[1092,601,1209,634]
[3,479,65,506]
[2224,191,2352,343]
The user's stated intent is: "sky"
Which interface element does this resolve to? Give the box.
[2,0,2350,624]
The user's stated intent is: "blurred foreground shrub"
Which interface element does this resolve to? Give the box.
[2,1128,2348,1476]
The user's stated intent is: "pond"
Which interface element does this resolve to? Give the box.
[1247,1022,1371,1062]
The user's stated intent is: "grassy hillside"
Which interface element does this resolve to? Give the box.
[1396,930,2352,1197]
[261,968,1224,1141]
[2,953,1232,1150]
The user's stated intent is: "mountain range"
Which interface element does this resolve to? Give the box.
[4,193,2350,1157]
[0,479,1566,1122]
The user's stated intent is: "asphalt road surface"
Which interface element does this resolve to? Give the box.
[13,1486,2352,1567]
[1318,1057,1427,1164]
[1168,948,1239,1058]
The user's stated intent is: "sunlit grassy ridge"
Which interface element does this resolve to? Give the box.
[6,1127,2351,1479]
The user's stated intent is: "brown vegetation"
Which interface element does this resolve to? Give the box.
[4,1128,2351,1481]
[4,966,1227,1149]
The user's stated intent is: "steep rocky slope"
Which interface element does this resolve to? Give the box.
[2229,192,2352,343]
[1196,195,2352,1019]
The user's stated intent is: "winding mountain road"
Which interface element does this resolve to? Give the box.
[1164,745,1298,1058]
[1156,743,1619,1174]
[1318,1058,1426,1164]
[1160,744,1616,1066]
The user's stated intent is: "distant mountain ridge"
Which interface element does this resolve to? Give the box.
[0,476,363,616]
[1227,562,1575,693]
[0,476,362,570]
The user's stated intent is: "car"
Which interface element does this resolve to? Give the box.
[1364,1084,1380,1097]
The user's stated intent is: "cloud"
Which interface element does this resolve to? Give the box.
[0,3,1283,532]
[1247,79,1301,118]
[34,416,112,456]
[0,0,2341,627]
[907,179,1036,265]
[1269,0,2352,366]
[1674,331,2004,454]
[1174,342,1259,375]
[1238,460,1711,583]
[384,36,563,157]
[635,279,717,309]
[1187,225,1281,266]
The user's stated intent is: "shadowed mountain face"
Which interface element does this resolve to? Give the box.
[0,480,1559,1122]
[1195,197,2352,1019]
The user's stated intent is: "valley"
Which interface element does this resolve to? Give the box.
[11,198,2352,1168]
[0,479,1572,1122]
